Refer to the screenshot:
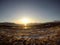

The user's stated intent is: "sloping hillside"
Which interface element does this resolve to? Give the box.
[0,21,60,45]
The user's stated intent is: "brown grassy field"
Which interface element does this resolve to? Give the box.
[0,22,60,45]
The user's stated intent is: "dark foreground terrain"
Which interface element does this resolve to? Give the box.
[0,21,60,45]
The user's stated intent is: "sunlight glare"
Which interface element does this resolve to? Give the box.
[21,18,30,25]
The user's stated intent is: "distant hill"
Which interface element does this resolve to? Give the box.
[27,21,60,29]
[0,22,24,29]
[0,21,60,29]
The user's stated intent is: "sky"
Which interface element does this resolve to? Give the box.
[0,0,60,23]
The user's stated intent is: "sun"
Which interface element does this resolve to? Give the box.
[21,18,30,25]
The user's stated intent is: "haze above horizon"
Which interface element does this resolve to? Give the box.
[0,0,60,24]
